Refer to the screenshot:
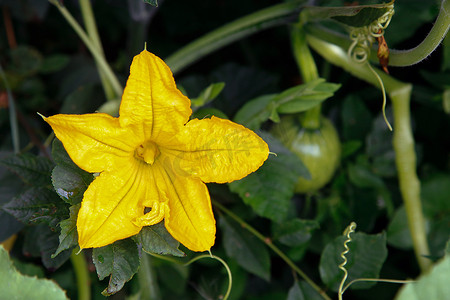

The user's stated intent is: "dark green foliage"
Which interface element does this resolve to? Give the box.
[3,186,68,229]
[0,246,67,300]
[0,153,54,187]
[220,216,271,281]
[319,232,388,291]
[51,139,93,205]
[229,132,310,222]
[92,240,140,296]
[1,0,449,299]
[134,222,185,257]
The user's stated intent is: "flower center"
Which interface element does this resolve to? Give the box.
[135,141,160,165]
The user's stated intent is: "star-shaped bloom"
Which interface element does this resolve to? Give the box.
[43,50,269,251]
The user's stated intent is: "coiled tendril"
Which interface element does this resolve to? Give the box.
[347,4,395,131]
[338,222,357,300]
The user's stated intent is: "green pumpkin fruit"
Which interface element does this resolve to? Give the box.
[271,115,341,193]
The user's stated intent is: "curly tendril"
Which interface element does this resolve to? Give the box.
[347,4,395,61]
[347,4,395,131]
[338,222,357,300]
[148,252,233,300]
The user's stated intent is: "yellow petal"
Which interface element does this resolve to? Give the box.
[162,116,269,183]
[44,113,139,173]
[119,50,192,141]
[77,158,161,248]
[155,159,216,252]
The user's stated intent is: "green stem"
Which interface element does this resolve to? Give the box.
[147,253,232,300]
[184,254,232,300]
[388,0,450,66]
[291,23,322,129]
[70,250,91,300]
[212,200,332,300]
[300,104,322,129]
[79,0,116,100]
[291,24,319,82]
[306,34,431,272]
[0,63,19,153]
[303,0,450,67]
[48,0,123,100]
[305,34,404,91]
[139,253,161,300]
[165,0,307,74]
[391,86,431,271]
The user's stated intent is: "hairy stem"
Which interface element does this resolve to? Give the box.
[70,250,91,300]
[212,200,332,300]
[139,253,161,300]
[306,34,431,272]
[48,0,123,99]
[389,0,450,66]
[391,86,431,271]
[303,0,450,67]
[79,0,117,100]
[165,0,307,74]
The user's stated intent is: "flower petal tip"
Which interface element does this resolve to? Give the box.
[37,112,46,120]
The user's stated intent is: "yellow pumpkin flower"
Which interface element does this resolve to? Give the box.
[43,50,269,252]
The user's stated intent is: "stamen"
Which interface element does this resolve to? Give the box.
[135,141,161,164]
[133,201,166,227]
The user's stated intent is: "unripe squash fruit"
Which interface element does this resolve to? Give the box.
[271,115,341,193]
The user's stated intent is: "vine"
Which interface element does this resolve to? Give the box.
[148,252,233,300]
[336,222,416,300]
[337,222,356,300]
[347,4,395,131]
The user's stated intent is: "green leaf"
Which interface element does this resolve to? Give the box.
[0,153,54,186]
[12,259,45,278]
[0,165,25,241]
[341,95,372,140]
[39,54,70,74]
[219,216,271,281]
[52,165,92,205]
[191,82,225,109]
[287,281,324,300]
[395,255,450,300]
[143,0,158,7]
[52,204,80,258]
[38,224,72,270]
[387,206,414,250]
[3,186,68,230]
[51,138,77,169]
[0,246,68,300]
[273,218,319,247]
[348,162,384,189]
[421,174,450,217]
[341,140,363,159]
[233,94,276,130]
[276,79,340,114]
[192,107,228,120]
[9,46,43,77]
[319,232,388,291]
[51,139,93,205]
[287,282,305,300]
[60,84,105,115]
[229,132,310,222]
[92,239,140,296]
[134,222,185,257]
[301,1,394,27]
[23,224,72,270]
[233,79,339,130]
[157,262,189,295]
